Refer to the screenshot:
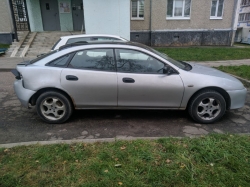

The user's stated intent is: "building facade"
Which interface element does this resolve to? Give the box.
[0,0,240,46]
[0,0,15,44]
[131,0,240,46]
[235,0,250,43]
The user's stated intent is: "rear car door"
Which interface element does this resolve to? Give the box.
[115,48,184,108]
[61,48,117,108]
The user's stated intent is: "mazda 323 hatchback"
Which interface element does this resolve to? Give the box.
[12,41,247,124]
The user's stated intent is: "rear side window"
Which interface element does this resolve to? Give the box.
[68,49,115,71]
[66,37,91,44]
[47,53,72,67]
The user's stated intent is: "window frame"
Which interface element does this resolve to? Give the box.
[210,0,224,20]
[67,48,116,72]
[166,0,191,20]
[241,0,250,6]
[131,0,144,20]
[238,13,250,22]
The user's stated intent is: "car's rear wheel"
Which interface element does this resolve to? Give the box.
[188,90,226,124]
[36,91,73,124]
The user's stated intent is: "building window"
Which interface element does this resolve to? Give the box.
[210,0,224,19]
[167,0,191,19]
[131,0,144,20]
[241,0,250,6]
[239,13,245,22]
[239,13,250,22]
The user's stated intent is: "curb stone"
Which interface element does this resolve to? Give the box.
[1,134,250,148]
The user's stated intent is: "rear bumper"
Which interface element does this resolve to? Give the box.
[14,80,36,108]
[227,88,247,109]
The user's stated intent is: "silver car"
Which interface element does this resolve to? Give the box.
[12,41,247,124]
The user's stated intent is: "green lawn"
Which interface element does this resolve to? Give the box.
[217,65,250,80]
[0,44,9,49]
[1,134,250,187]
[155,47,250,61]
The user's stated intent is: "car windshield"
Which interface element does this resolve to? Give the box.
[150,48,192,71]
[29,50,58,64]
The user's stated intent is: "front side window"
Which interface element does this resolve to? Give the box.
[167,0,191,18]
[210,0,224,18]
[115,49,165,74]
[131,0,144,19]
[69,49,115,71]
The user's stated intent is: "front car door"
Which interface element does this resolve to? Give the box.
[115,48,184,108]
[61,48,117,108]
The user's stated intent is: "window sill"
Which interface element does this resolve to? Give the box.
[166,17,190,20]
[210,17,223,20]
[131,18,144,21]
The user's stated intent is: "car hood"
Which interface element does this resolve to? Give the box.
[188,62,242,83]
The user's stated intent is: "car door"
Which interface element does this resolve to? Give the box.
[115,48,184,108]
[61,48,117,108]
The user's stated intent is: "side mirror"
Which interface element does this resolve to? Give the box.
[163,65,170,74]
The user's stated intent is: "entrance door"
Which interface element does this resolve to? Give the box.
[72,0,85,31]
[40,0,60,31]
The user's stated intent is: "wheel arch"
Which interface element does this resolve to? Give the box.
[187,87,231,110]
[29,87,75,108]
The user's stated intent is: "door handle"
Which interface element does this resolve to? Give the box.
[122,77,135,83]
[66,75,78,81]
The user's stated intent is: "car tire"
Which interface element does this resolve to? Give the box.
[36,91,73,124]
[188,90,226,124]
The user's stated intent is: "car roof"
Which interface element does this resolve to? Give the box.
[60,34,124,40]
[58,41,152,52]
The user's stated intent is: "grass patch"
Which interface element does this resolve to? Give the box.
[217,65,250,80]
[155,47,250,61]
[0,43,9,49]
[1,134,250,186]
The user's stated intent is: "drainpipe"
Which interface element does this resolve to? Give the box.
[149,0,152,46]
[231,0,241,46]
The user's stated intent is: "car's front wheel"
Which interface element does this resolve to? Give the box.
[188,90,226,124]
[36,91,73,124]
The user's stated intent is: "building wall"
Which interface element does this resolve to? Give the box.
[131,0,237,46]
[0,0,14,44]
[84,0,130,40]
[236,3,250,43]
[26,0,44,31]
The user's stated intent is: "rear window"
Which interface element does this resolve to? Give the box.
[51,38,61,50]
[66,37,91,44]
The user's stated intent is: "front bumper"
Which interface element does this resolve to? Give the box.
[14,79,36,108]
[227,88,247,109]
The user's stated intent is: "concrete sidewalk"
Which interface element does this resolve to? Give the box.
[1,57,250,71]
[0,57,34,71]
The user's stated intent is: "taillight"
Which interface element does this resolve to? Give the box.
[11,69,21,80]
